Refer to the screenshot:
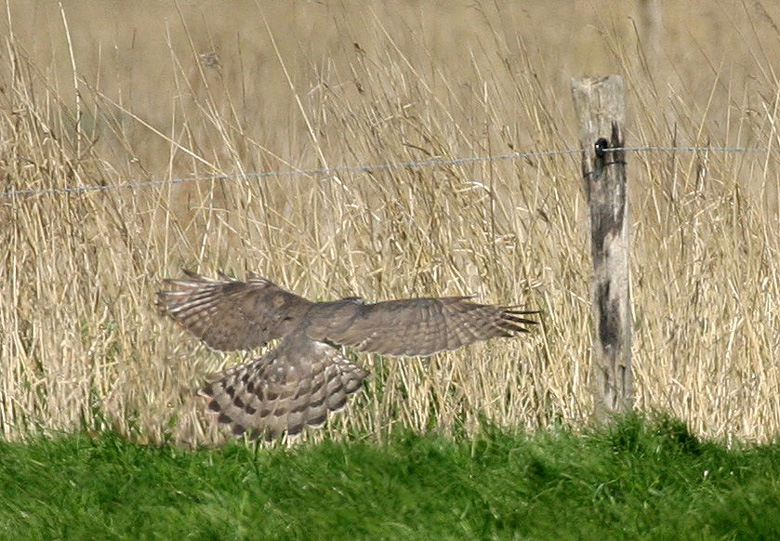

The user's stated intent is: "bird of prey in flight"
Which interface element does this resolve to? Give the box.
[157,271,537,440]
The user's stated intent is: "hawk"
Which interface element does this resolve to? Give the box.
[157,270,538,440]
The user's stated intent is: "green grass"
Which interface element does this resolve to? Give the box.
[1,415,778,540]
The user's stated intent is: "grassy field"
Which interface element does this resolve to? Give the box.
[1,414,779,539]
[0,1,779,448]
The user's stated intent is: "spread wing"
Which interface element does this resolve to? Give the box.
[307,297,538,357]
[199,334,368,440]
[156,270,312,351]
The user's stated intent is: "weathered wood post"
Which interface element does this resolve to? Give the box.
[571,76,633,420]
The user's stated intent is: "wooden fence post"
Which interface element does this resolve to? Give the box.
[571,76,633,421]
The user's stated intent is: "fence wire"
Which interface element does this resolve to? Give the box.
[1,145,776,199]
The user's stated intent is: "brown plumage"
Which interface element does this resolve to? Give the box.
[157,270,538,440]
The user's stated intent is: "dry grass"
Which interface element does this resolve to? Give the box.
[0,1,778,445]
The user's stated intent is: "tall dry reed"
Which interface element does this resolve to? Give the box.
[0,2,778,445]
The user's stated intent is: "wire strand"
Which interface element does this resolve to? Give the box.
[1,145,775,199]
